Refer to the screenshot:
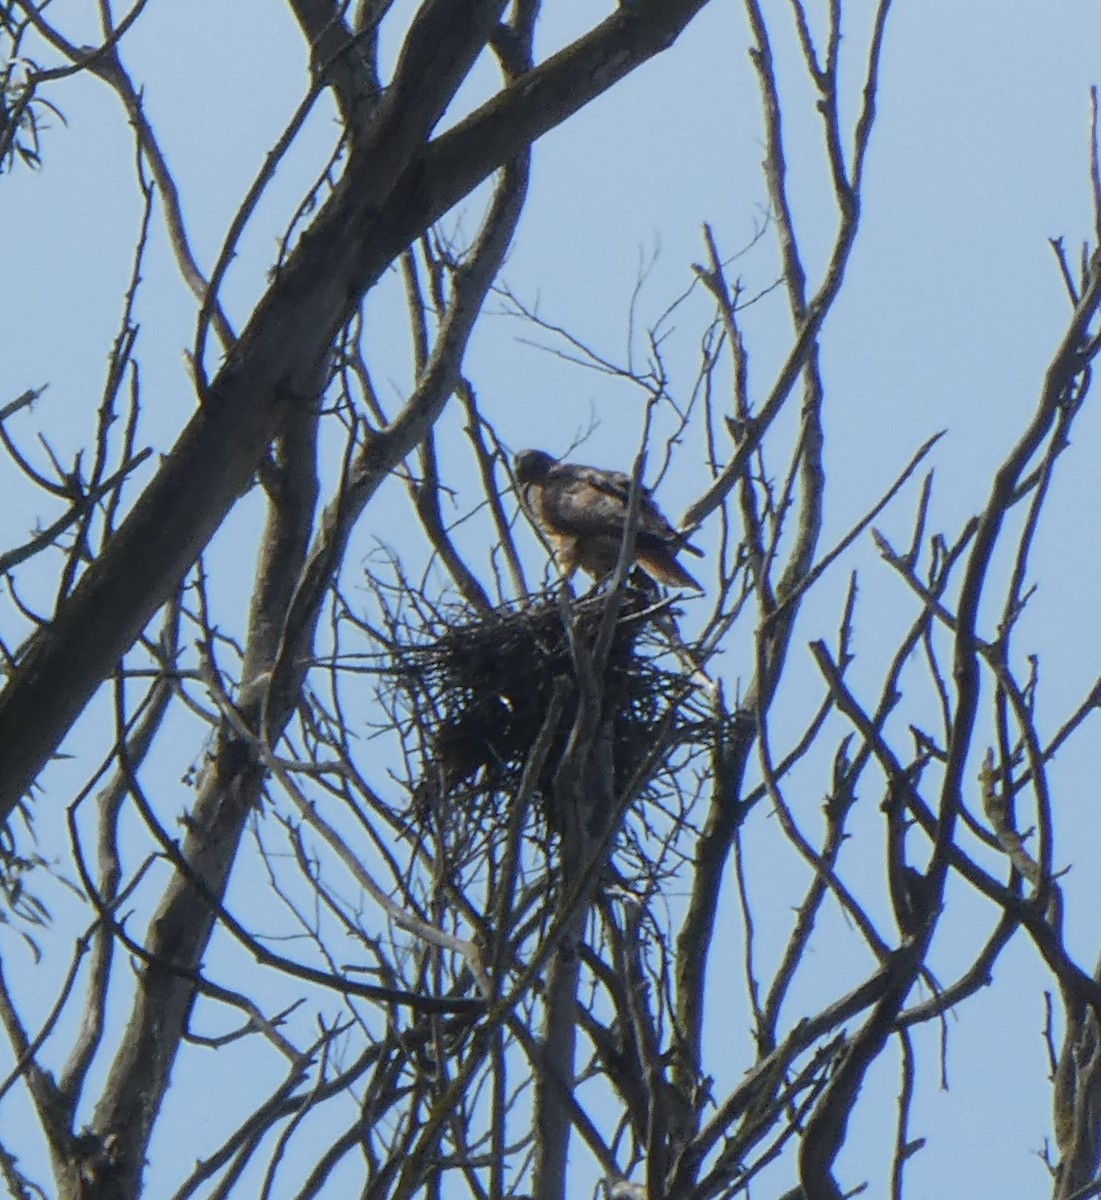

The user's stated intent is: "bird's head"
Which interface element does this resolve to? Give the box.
[513,449,556,484]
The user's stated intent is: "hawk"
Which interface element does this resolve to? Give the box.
[514,449,703,590]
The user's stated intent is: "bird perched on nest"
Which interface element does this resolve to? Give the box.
[514,449,703,590]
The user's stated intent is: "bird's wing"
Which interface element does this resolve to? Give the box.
[525,461,703,586]
[546,462,699,552]
[540,464,635,538]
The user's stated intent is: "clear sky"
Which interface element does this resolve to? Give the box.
[4,2,1101,1196]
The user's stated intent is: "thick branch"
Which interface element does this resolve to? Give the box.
[0,0,714,822]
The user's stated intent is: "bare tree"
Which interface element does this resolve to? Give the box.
[2,3,1101,1200]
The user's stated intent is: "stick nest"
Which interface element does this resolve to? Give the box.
[390,587,715,830]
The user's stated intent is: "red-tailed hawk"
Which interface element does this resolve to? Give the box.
[514,449,703,590]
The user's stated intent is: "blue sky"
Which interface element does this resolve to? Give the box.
[4,2,1101,1196]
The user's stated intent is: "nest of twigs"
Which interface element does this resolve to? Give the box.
[392,583,714,833]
